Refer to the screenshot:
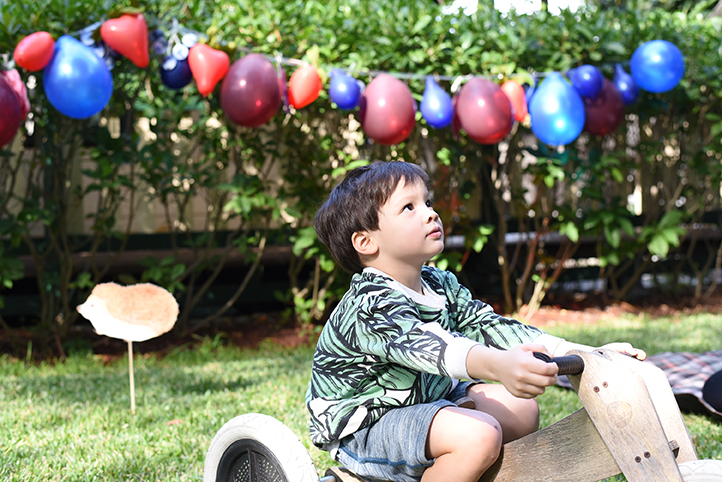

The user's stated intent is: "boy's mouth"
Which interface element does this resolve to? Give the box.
[427,225,443,238]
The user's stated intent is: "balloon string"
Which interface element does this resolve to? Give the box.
[67,19,105,38]
[3,16,610,87]
[224,40,558,85]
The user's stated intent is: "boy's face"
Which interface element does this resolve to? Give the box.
[366,178,444,269]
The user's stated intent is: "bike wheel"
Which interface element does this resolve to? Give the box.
[204,413,320,482]
[679,460,722,482]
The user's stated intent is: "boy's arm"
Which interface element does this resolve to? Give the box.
[434,269,647,362]
[535,333,647,360]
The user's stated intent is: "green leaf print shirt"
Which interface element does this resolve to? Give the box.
[306,265,545,448]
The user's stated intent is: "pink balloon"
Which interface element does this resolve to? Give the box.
[454,78,513,144]
[358,74,416,145]
[501,80,528,122]
[583,78,625,136]
[0,75,22,147]
[288,64,322,109]
[220,53,281,128]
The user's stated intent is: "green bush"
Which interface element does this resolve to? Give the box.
[0,0,721,352]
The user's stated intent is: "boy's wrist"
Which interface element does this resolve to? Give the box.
[465,344,507,381]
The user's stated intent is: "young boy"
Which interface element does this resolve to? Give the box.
[306,161,645,482]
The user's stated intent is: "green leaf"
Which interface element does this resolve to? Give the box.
[604,225,621,249]
[411,15,432,35]
[560,221,579,243]
[601,41,627,56]
[648,235,670,258]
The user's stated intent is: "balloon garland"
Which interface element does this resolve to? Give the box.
[1,11,687,149]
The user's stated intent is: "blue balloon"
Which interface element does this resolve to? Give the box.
[420,76,453,129]
[160,56,192,90]
[329,69,362,109]
[613,63,639,105]
[568,65,603,99]
[630,40,685,93]
[529,72,585,146]
[43,35,113,119]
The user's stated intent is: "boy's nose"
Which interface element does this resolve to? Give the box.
[426,207,439,222]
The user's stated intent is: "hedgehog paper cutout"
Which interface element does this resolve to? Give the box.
[77,282,179,342]
[77,282,179,413]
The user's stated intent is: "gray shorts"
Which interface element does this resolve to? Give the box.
[335,381,476,482]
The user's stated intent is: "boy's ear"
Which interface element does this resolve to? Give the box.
[351,231,378,256]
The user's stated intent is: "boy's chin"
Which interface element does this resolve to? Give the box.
[428,248,445,263]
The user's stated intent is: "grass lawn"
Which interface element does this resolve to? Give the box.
[2,311,721,481]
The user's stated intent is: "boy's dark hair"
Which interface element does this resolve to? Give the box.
[314,161,430,274]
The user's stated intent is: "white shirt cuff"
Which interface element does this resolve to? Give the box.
[445,336,481,379]
[534,333,594,357]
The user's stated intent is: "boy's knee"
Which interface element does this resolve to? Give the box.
[520,398,541,432]
[461,414,503,460]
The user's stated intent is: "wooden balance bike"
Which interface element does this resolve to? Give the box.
[203,349,722,482]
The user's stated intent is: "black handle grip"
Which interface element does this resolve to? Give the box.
[533,352,585,376]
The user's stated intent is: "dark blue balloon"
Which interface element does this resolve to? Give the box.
[160,56,192,90]
[420,76,453,129]
[329,69,362,109]
[613,63,639,105]
[525,74,538,110]
[630,40,685,93]
[529,72,585,146]
[43,35,113,119]
[568,65,603,99]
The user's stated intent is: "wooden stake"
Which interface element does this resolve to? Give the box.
[128,340,136,414]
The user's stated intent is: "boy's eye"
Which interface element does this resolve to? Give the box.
[426,199,434,208]
[403,203,414,211]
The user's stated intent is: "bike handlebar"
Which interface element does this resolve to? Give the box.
[533,352,585,376]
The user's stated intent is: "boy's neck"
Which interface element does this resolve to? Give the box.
[365,263,424,294]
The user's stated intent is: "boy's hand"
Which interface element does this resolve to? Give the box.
[598,342,647,361]
[491,344,559,399]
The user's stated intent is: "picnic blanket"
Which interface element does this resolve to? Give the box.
[557,350,722,420]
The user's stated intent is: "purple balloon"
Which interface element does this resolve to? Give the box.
[453,78,512,144]
[220,53,281,128]
[612,63,639,106]
[420,77,453,129]
[0,76,21,147]
[583,79,625,136]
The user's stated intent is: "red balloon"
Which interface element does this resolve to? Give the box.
[220,53,281,127]
[0,75,22,147]
[358,74,416,145]
[583,78,625,136]
[501,80,528,122]
[288,64,322,109]
[188,44,230,97]
[14,32,55,72]
[100,14,149,68]
[454,78,513,144]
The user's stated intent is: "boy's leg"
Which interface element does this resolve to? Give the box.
[423,406,503,482]
[466,383,540,443]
